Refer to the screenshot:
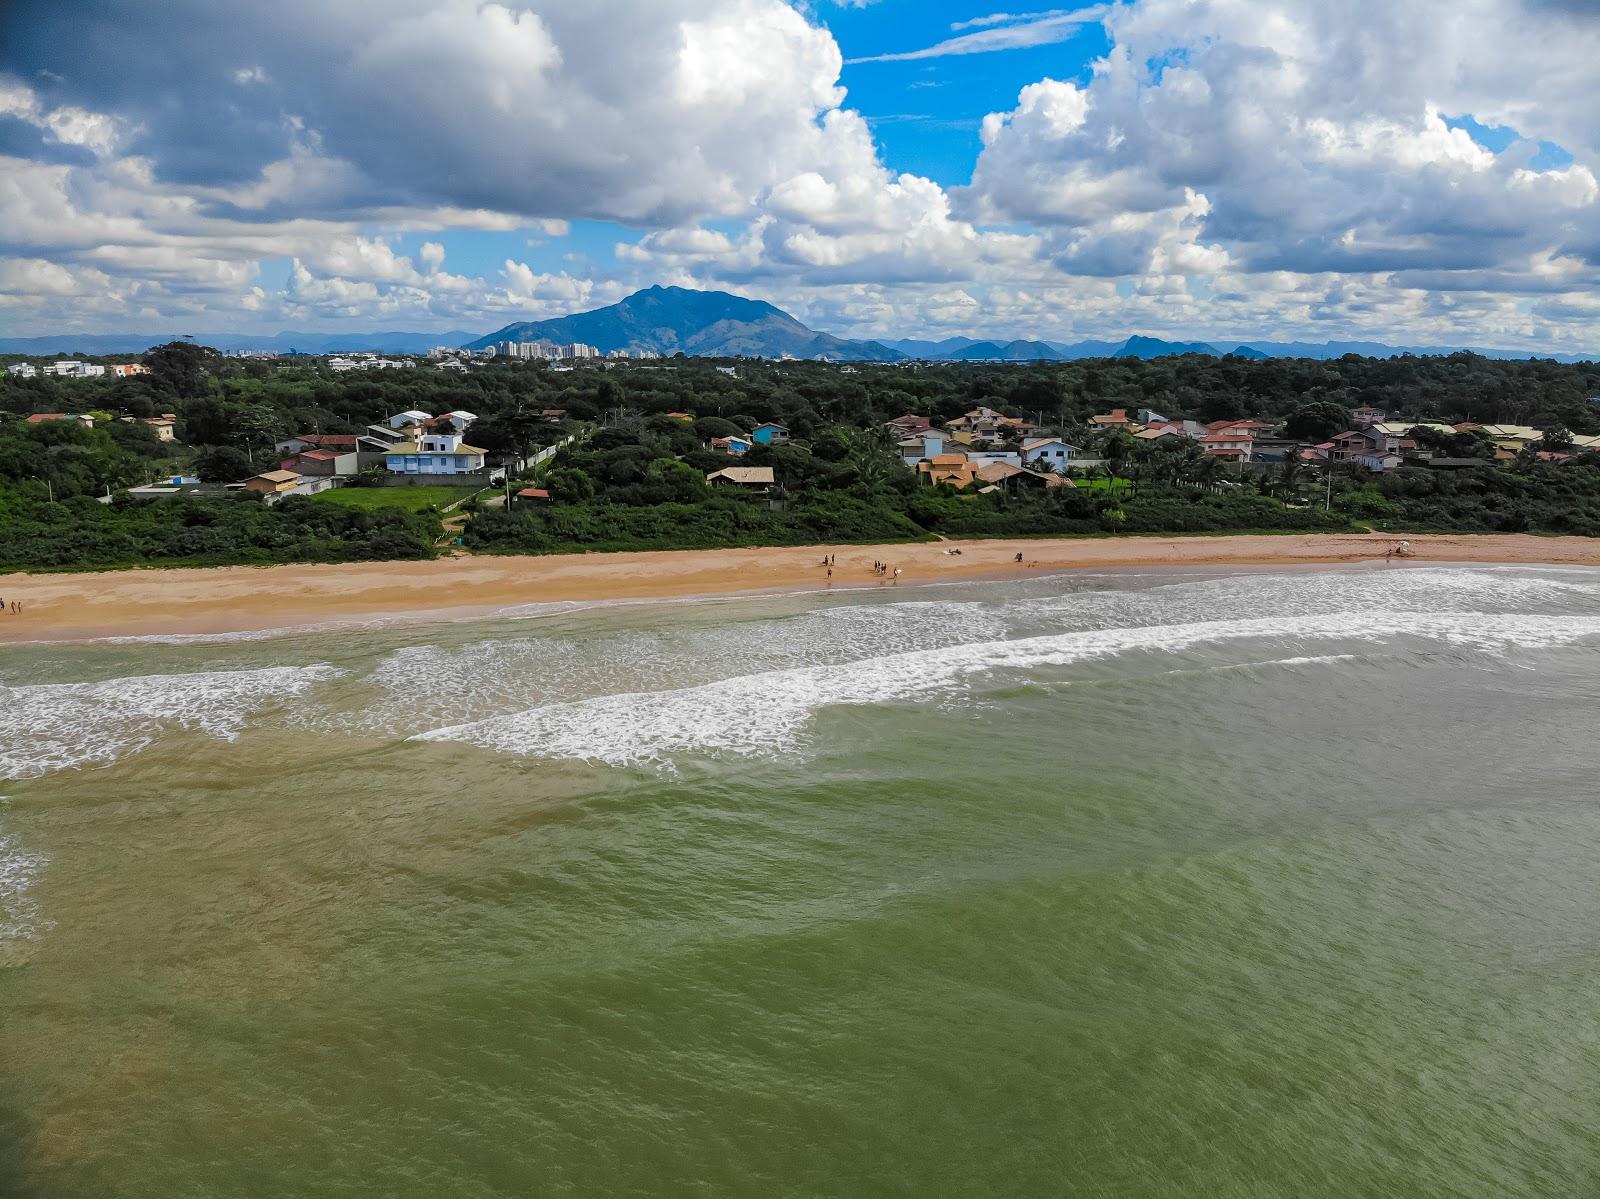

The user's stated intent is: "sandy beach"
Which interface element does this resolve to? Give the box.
[2,532,1596,642]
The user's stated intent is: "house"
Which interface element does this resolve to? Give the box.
[1201,431,1254,460]
[1090,408,1138,429]
[387,409,433,430]
[25,413,93,427]
[898,431,947,466]
[276,433,361,454]
[244,469,302,496]
[751,422,790,445]
[967,450,1023,469]
[918,453,980,488]
[1135,425,1186,443]
[6,363,37,378]
[716,366,737,377]
[1248,437,1303,463]
[885,413,932,437]
[975,461,1070,491]
[1021,437,1080,469]
[288,448,360,477]
[1423,457,1493,470]
[109,363,149,377]
[705,466,775,490]
[137,416,177,442]
[1136,408,1169,425]
[437,409,478,431]
[664,412,694,422]
[1350,406,1386,426]
[1357,451,1403,472]
[1207,418,1277,438]
[514,487,552,503]
[47,361,105,378]
[710,435,752,455]
[384,431,488,476]
[1327,430,1373,462]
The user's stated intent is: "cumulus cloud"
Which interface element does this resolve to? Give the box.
[0,0,1596,351]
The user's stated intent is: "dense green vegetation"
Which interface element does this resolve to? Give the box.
[3,343,1599,570]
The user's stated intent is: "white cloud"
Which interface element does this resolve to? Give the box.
[0,78,127,156]
[846,7,1105,64]
[0,0,1596,351]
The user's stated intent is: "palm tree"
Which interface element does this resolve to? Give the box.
[1102,432,1131,492]
[1191,453,1223,491]
[1277,447,1304,500]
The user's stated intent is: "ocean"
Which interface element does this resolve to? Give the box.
[3,564,1600,1196]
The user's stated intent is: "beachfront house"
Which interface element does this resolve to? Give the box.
[705,466,775,492]
[25,413,94,428]
[1020,437,1080,469]
[244,469,303,496]
[288,448,360,477]
[384,431,488,476]
[919,453,980,488]
[898,430,948,467]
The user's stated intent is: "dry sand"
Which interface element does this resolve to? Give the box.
[2,533,1596,643]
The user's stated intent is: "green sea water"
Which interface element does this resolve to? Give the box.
[4,564,1600,1197]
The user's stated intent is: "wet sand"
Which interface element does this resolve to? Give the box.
[2,533,1596,643]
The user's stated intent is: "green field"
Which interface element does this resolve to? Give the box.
[310,485,479,512]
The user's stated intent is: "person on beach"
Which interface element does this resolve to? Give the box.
[1015,552,1024,563]
[893,567,902,584]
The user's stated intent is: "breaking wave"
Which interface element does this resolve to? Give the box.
[0,664,344,780]
[411,609,1600,768]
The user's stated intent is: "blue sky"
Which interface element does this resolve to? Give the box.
[0,0,1597,350]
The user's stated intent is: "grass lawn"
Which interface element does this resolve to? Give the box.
[310,485,479,512]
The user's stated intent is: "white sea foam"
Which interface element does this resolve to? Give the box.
[0,663,345,780]
[412,609,1600,768]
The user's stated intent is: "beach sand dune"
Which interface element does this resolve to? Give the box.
[2,533,1596,643]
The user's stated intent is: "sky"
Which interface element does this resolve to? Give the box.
[1,0,1598,351]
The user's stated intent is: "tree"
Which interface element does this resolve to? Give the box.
[1538,425,1575,452]
[144,341,217,399]
[545,467,595,503]
[1277,446,1305,495]
[1284,400,1349,441]
[194,445,254,482]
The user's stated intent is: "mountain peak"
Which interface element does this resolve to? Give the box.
[467,286,896,361]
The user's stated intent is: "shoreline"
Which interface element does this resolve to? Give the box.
[1,533,1596,644]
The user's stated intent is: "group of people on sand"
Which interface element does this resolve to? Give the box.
[0,595,21,615]
[869,560,901,583]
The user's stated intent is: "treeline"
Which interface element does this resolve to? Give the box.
[0,491,438,571]
[1339,459,1600,536]
[7,344,1599,462]
[4,341,1600,571]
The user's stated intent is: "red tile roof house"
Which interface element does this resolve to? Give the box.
[1089,408,1139,428]
[288,448,360,476]
[1201,431,1254,460]
[25,413,93,427]
[276,433,361,454]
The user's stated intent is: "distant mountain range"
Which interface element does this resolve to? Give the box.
[2,287,1593,362]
